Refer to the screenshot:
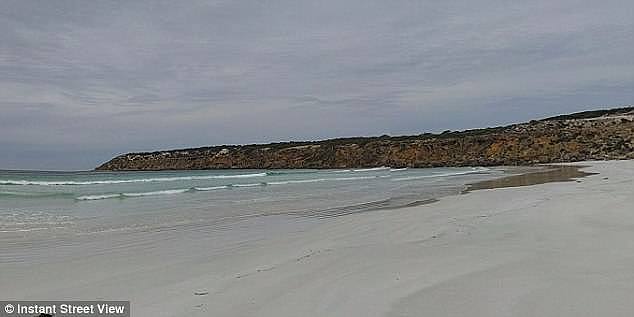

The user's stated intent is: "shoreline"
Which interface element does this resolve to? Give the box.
[2,160,633,316]
[0,166,501,241]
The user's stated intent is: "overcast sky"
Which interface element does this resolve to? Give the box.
[1,0,633,170]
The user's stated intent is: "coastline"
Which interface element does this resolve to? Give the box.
[96,107,634,171]
[2,160,633,316]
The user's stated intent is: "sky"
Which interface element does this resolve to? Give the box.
[1,0,633,170]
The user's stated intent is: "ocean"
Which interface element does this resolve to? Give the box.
[0,167,504,239]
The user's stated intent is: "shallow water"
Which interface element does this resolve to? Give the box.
[466,165,594,192]
[0,167,505,239]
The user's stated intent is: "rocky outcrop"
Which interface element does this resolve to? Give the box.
[96,107,634,170]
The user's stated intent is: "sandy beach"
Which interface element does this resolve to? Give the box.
[2,160,634,316]
[3,1,632,316]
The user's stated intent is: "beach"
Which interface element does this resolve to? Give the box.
[2,160,633,316]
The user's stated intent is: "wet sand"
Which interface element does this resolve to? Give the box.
[466,165,597,192]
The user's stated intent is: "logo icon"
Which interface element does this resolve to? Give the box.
[4,303,15,314]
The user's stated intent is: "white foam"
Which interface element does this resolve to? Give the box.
[352,167,390,172]
[392,168,490,181]
[76,188,193,200]
[122,189,191,197]
[74,176,382,201]
[0,227,51,233]
[232,183,266,188]
[211,173,267,179]
[0,172,267,186]
[76,194,122,201]
[332,176,379,181]
[193,185,229,191]
[267,178,328,185]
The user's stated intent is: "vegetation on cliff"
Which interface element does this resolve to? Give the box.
[97,107,634,170]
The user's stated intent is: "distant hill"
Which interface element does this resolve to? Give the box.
[97,106,634,170]
[542,106,634,121]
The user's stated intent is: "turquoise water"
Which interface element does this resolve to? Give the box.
[0,167,500,237]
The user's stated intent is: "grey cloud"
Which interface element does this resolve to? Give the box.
[0,0,632,170]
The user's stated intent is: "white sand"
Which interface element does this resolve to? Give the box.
[2,160,634,316]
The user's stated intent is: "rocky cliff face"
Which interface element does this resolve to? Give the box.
[96,107,634,170]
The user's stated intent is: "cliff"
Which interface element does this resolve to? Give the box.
[96,106,634,170]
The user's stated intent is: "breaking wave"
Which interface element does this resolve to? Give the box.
[193,185,229,191]
[352,167,390,172]
[30,167,494,201]
[73,175,390,201]
[75,186,232,200]
[76,189,192,200]
[392,167,489,181]
[266,178,327,185]
[2,168,416,187]
[231,183,266,188]
[121,189,192,197]
[75,194,123,201]
[0,172,267,186]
